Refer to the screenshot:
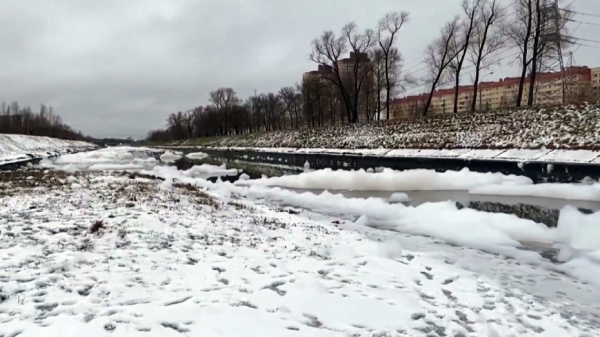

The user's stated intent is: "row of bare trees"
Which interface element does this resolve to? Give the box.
[422,0,573,115]
[147,87,304,142]
[0,101,85,140]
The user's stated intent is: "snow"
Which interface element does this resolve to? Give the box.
[0,134,96,165]
[555,207,600,283]
[2,146,600,336]
[39,147,158,172]
[495,149,552,161]
[470,182,600,202]
[537,149,600,163]
[387,192,410,203]
[234,167,533,191]
[458,149,508,159]
[185,151,209,159]
[159,150,182,163]
[182,164,238,178]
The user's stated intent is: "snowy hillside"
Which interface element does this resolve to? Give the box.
[168,103,600,150]
[0,134,97,166]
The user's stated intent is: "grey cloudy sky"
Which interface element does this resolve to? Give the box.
[1,0,598,139]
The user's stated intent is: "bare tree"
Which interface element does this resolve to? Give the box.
[209,88,240,135]
[378,11,409,119]
[423,18,461,116]
[310,31,352,122]
[342,23,376,122]
[371,49,386,120]
[448,0,481,113]
[504,0,572,107]
[310,24,375,124]
[279,86,297,129]
[302,74,328,127]
[470,0,504,112]
[504,0,534,107]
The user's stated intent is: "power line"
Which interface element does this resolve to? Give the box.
[400,49,523,97]
[560,8,600,19]
[573,42,600,49]
[567,18,600,26]
[564,35,600,44]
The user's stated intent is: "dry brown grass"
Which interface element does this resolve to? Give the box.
[0,170,73,195]
[227,200,252,211]
[173,183,220,209]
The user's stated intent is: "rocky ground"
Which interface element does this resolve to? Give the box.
[163,103,600,150]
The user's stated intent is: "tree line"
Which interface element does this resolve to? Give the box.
[149,0,576,142]
[0,101,85,140]
[422,0,573,115]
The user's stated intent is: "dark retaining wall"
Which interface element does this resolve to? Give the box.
[199,149,600,183]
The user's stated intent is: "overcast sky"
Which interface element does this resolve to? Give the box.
[1,0,598,139]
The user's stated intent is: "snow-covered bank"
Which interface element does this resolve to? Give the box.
[164,103,600,150]
[3,170,595,336]
[39,147,239,179]
[0,134,97,166]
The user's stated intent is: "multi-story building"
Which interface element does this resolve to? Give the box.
[302,52,374,125]
[592,67,600,101]
[392,66,594,118]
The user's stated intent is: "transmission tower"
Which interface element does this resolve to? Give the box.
[541,0,567,103]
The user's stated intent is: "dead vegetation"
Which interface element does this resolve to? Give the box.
[116,171,165,181]
[0,169,74,195]
[227,200,252,211]
[89,220,105,234]
[173,182,220,209]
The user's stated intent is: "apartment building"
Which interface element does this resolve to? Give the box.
[302,52,374,125]
[592,67,600,101]
[392,66,594,117]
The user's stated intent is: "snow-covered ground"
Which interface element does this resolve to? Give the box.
[2,146,600,336]
[0,134,97,166]
[164,103,600,151]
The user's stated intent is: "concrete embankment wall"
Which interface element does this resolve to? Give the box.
[197,148,600,183]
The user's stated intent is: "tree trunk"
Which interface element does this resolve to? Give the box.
[516,1,533,107]
[528,0,542,107]
[453,75,461,113]
[471,27,491,112]
[423,80,439,116]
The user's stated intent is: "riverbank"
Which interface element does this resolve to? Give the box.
[155,103,600,150]
[0,134,97,168]
[2,147,600,336]
[175,147,600,184]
